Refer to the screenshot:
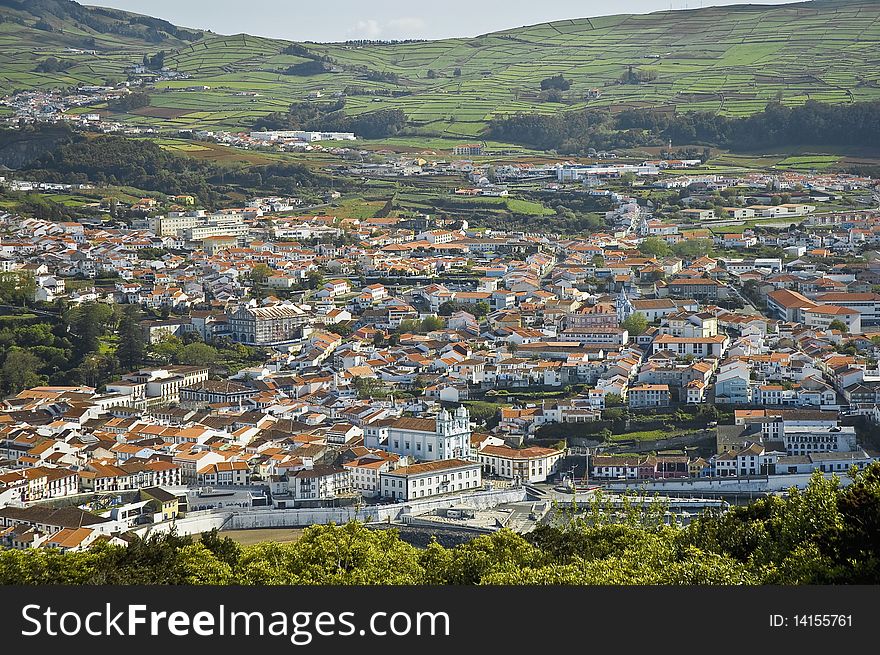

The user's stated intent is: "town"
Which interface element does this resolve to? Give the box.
[1,139,880,552]
[0,0,879,561]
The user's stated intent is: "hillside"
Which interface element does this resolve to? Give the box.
[0,0,203,92]
[0,0,878,140]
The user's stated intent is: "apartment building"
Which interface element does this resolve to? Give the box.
[379,458,481,501]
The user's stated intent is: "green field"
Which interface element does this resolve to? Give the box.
[1,0,879,139]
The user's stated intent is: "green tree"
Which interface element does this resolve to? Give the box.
[67,302,114,360]
[149,335,184,364]
[421,316,444,332]
[540,74,572,91]
[180,342,218,366]
[4,465,880,585]
[828,320,848,332]
[472,301,490,318]
[638,237,671,258]
[1,349,47,394]
[116,305,146,371]
[249,264,273,285]
[353,376,388,400]
[671,239,713,259]
[621,313,649,336]
[306,270,325,290]
[0,271,36,306]
[605,393,624,408]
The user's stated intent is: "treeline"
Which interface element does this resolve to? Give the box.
[0,123,76,169]
[283,60,333,76]
[34,57,74,73]
[489,100,880,154]
[2,466,879,584]
[254,100,407,139]
[125,15,203,42]
[489,109,638,152]
[0,300,126,394]
[23,135,222,204]
[15,131,331,204]
[0,294,267,394]
[109,91,150,112]
[343,86,412,98]
[281,43,316,58]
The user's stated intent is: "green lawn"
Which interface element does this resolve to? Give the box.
[609,430,668,442]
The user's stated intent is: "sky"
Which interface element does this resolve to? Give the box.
[86,0,803,42]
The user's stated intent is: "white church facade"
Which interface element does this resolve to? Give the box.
[364,406,471,462]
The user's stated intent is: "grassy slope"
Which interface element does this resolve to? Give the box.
[0,0,198,92]
[0,0,878,140]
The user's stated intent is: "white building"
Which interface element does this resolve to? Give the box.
[477,445,564,483]
[365,407,471,461]
[782,426,858,455]
[291,465,352,501]
[379,458,481,501]
[250,130,356,142]
[343,452,399,498]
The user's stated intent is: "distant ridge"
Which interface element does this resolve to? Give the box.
[0,0,877,138]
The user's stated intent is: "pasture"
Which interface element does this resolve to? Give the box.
[0,1,877,139]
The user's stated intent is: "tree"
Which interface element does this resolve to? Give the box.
[427,69,437,79]
[180,343,217,366]
[353,376,388,400]
[472,301,490,318]
[306,270,325,290]
[671,239,713,259]
[0,350,47,395]
[67,302,114,360]
[249,264,273,300]
[149,335,184,364]
[116,305,145,371]
[828,320,848,333]
[638,237,671,258]
[421,316,444,332]
[453,68,462,77]
[621,313,649,337]
[5,464,880,584]
[249,264,273,285]
[540,89,566,103]
[109,92,151,112]
[540,74,572,91]
[0,271,36,306]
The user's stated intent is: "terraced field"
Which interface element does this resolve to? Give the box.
[1,0,878,139]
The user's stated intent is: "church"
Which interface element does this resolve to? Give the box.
[364,406,471,462]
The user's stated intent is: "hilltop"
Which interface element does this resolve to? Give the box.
[0,0,203,92]
[0,0,878,140]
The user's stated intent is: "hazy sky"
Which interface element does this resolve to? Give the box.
[87,0,802,42]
